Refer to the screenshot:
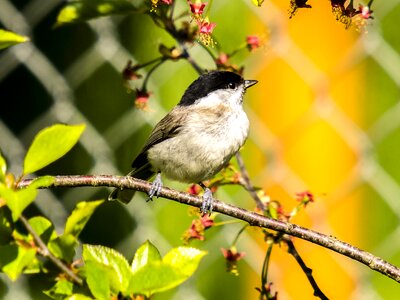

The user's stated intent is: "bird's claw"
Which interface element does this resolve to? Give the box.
[201,187,214,215]
[148,173,163,201]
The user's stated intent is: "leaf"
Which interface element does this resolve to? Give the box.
[251,0,264,6]
[48,234,78,263]
[0,184,37,221]
[66,294,94,300]
[128,247,206,296]
[22,256,42,274]
[28,175,55,189]
[0,29,29,50]
[83,244,131,294]
[65,200,104,238]
[83,244,206,298]
[56,0,140,26]
[163,247,207,277]
[44,278,74,300]
[23,124,85,175]
[128,263,178,296]
[0,208,13,245]
[131,240,161,272]
[0,152,6,183]
[28,216,57,244]
[85,260,112,299]
[46,200,103,263]
[0,244,36,280]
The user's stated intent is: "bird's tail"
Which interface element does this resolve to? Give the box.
[108,166,154,204]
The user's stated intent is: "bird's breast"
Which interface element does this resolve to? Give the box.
[147,107,249,183]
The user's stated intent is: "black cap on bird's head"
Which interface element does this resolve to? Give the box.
[178,71,257,106]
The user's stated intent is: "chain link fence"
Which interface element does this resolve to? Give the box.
[1,0,400,299]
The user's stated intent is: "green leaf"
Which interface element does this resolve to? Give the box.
[28,175,55,189]
[66,294,94,300]
[0,208,13,245]
[23,123,85,175]
[129,262,181,296]
[83,244,131,294]
[82,243,206,298]
[65,200,104,238]
[0,152,6,182]
[85,260,111,299]
[44,278,74,300]
[48,234,78,263]
[131,240,161,272]
[0,244,36,280]
[163,247,207,277]
[251,0,264,6]
[29,216,57,244]
[0,29,29,50]
[22,255,42,274]
[128,247,206,296]
[56,0,140,26]
[0,184,37,221]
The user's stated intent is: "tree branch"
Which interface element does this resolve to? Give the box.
[235,152,265,210]
[20,174,400,283]
[285,237,328,300]
[19,215,83,285]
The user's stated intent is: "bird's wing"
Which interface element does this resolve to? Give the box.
[131,108,187,170]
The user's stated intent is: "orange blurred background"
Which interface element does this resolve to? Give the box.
[244,0,363,298]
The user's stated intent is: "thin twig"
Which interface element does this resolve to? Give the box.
[196,41,217,61]
[19,175,400,284]
[258,242,275,298]
[155,12,205,75]
[136,56,164,69]
[19,215,83,285]
[231,224,249,247]
[141,59,166,91]
[235,152,265,210]
[180,41,204,75]
[286,238,329,300]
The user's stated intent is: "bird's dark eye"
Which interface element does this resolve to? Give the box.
[227,82,236,89]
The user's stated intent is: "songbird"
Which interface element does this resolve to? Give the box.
[109,70,257,213]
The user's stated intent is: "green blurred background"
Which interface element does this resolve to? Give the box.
[1,0,400,299]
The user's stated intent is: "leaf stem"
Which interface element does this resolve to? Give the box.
[260,242,273,293]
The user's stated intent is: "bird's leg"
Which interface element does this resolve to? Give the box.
[199,182,214,215]
[148,173,163,201]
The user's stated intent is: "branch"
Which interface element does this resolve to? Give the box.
[19,215,83,285]
[235,152,265,210]
[179,41,204,75]
[20,174,400,283]
[286,237,328,300]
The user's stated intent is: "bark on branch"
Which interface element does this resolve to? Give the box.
[20,174,400,283]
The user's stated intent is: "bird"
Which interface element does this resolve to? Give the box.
[109,70,257,214]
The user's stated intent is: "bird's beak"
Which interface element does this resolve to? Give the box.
[244,79,258,90]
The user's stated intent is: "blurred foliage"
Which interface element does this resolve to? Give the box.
[0,124,206,299]
[0,29,29,50]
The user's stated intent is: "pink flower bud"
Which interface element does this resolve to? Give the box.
[246,35,261,51]
[199,21,216,34]
[189,1,207,15]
